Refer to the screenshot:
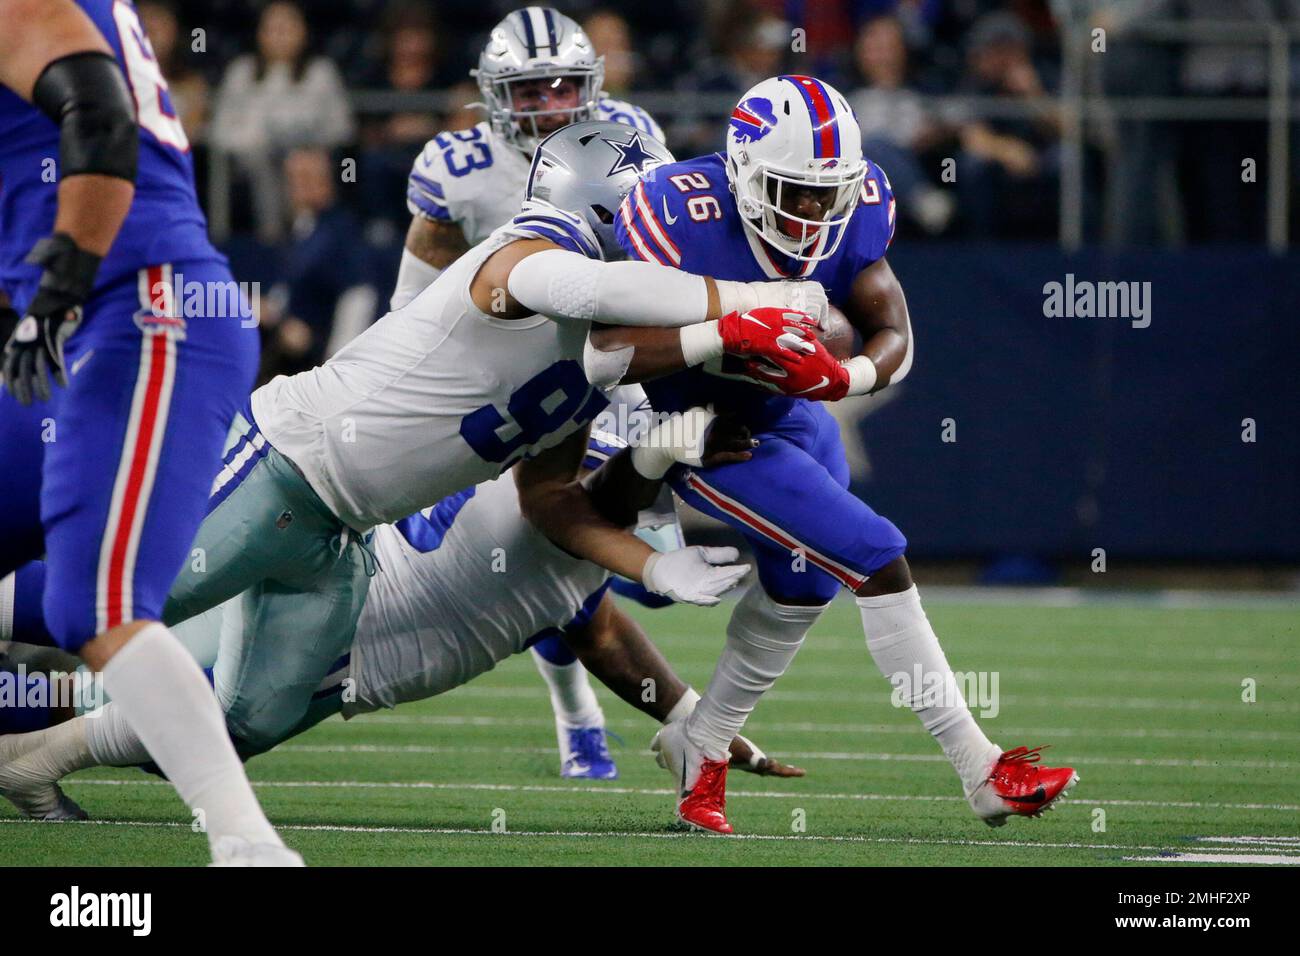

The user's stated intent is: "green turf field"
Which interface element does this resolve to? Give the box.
[3,594,1297,866]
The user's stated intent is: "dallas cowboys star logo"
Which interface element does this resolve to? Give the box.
[604,130,659,177]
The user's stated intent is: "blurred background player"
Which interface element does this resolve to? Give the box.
[596,75,1078,833]
[0,0,295,864]
[393,7,669,780]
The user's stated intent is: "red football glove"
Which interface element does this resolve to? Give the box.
[718,307,821,362]
[741,343,850,402]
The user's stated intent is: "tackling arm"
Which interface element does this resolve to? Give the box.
[516,409,755,605]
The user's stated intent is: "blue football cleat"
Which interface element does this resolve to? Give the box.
[559,725,619,780]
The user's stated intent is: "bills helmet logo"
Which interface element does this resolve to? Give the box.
[729,97,777,144]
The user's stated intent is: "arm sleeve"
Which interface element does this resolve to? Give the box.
[389,247,442,310]
[507,248,709,327]
[406,144,453,222]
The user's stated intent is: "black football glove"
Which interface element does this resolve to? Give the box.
[2,233,101,405]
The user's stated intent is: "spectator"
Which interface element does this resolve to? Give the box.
[138,1,211,144]
[688,8,791,95]
[362,4,443,148]
[259,148,374,380]
[1175,0,1272,242]
[677,6,790,151]
[953,11,1060,237]
[210,0,355,241]
[849,15,954,233]
[585,10,638,96]
[355,4,445,232]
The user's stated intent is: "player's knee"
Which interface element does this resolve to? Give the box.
[225,701,303,754]
[856,555,913,598]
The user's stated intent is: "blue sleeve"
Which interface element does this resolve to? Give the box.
[852,159,898,265]
[509,210,602,258]
[406,145,453,222]
[614,176,682,267]
[562,579,614,636]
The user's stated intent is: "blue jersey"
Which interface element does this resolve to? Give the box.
[614,152,896,419]
[0,0,220,309]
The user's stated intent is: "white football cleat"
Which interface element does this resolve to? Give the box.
[0,737,88,821]
[209,835,305,867]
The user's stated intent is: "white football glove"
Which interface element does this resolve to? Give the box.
[642,546,750,606]
[715,278,829,329]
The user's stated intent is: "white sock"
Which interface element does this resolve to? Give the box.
[685,585,825,761]
[857,586,1001,794]
[86,702,152,766]
[4,715,96,781]
[99,623,281,849]
[531,648,604,728]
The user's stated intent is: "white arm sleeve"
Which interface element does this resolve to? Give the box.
[507,248,709,327]
[390,247,444,311]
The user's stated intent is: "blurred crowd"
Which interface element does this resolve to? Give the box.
[136,0,1298,374]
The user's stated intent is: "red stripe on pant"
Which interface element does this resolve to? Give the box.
[685,474,865,590]
[105,328,171,629]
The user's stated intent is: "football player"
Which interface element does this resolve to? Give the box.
[0,0,292,864]
[392,7,668,778]
[0,407,805,821]
[586,76,1079,833]
[109,121,842,775]
[392,6,664,309]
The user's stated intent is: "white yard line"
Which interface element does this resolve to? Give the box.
[1123,852,1300,865]
[271,742,1300,770]
[870,586,1300,610]
[61,776,1300,813]
[352,712,1300,741]
[0,816,1257,855]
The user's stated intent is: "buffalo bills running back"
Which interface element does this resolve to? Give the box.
[0,0,292,864]
[600,74,1078,833]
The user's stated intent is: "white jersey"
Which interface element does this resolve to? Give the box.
[406,97,665,245]
[342,383,680,715]
[251,212,607,531]
[347,459,611,714]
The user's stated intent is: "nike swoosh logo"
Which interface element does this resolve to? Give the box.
[793,376,830,394]
[661,196,678,225]
[680,754,690,798]
[1005,786,1048,805]
[70,349,95,376]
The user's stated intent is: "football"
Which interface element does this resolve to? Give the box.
[819,304,856,361]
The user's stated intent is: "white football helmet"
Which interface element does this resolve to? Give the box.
[474,7,605,155]
[725,75,867,263]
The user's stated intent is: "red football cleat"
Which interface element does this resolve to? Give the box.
[968,745,1078,828]
[678,758,733,835]
[651,721,735,834]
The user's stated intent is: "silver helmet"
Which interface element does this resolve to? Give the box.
[473,7,605,155]
[526,120,675,260]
